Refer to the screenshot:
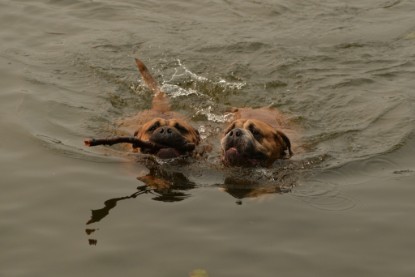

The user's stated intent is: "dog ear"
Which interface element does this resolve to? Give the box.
[275,130,293,158]
[223,122,236,135]
[133,126,142,137]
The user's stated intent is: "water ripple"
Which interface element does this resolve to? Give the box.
[291,180,356,211]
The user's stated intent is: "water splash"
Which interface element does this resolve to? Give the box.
[177,59,208,82]
[176,59,246,90]
[218,79,246,90]
[195,105,233,123]
[160,83,200,98]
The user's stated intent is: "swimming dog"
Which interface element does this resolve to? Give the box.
[108,58,200,159]
[221,107,293,167]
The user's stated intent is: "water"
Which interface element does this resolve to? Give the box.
[1,0,415,276]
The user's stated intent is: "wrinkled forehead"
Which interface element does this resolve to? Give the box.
[168,118,195,129]
[142,118,194,130]
[230,119,274,132]
[141,118,167,129]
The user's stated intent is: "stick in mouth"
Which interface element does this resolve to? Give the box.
[84,136,195,153]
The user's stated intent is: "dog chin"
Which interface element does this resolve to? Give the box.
[223,147,263,167]
[156,148,182,159]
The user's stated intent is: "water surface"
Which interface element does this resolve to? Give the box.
[1,0,415,276]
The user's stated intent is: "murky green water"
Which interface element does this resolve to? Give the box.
[1,0,415,276]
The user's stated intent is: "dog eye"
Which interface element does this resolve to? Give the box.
[252,129,261,136]
[250,127,263,140]
[147,122,160,133]
[174,123,189,134]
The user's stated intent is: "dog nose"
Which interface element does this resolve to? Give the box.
[158,127,173,134]
[229,128,242,138]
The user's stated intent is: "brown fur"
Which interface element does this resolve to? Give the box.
[134,117,200,146]
[221,107,294,167]
[117,59,200,158]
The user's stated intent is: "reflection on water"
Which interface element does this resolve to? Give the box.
[83,153,332,245]
[2,0,415,275]
[85,185,149,246]
[84,162,197,245]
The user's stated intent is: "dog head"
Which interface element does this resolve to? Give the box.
[221,119,292,167]
[134,118,200,159]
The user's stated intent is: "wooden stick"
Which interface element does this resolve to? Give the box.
[84,136,195,152]
[85,136,155,149]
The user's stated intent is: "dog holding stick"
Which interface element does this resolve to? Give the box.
[85,58,200,159]
[86,58,293,167]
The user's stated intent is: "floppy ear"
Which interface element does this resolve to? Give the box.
[223,122,236,135]
[275,130,293,158]
[191,128,201,145]
[133,126,143,137]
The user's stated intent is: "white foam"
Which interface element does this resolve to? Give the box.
[161,84,199,98]
[177,59,208,82]
[218,79,246,90]
[177,60,246,90]
[196,106,233,123]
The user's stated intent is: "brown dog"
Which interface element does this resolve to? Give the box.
[116,59,200,159]
[221,107,293,167]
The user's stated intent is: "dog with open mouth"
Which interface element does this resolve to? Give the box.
[221,107,293,167]
[121,58,200,159]
[85,58,200,159]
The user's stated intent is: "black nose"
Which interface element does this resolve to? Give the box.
[158,126,173,134]
[228,128,242,138]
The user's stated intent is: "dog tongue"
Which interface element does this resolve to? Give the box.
[157,148,181,159]
[225,147,243,164]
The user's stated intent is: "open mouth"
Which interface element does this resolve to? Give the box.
[83,136,195,159]
[146,141,196,159]
[155,147,182,159]
[224,147,259,166]
[224,147,242,163]
[223,147,264,167]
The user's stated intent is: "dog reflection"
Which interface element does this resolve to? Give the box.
[86,168,195,225]
[219,176,292,205]
[85,165,293,245]
[86,168,292,222]
[136,166,197,202]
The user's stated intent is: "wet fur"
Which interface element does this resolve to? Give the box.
[221,108,293,167]
[117,59,200,158]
